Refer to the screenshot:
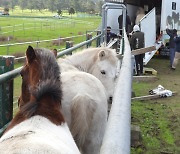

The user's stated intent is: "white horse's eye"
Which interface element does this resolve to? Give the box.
[100,70,106,75]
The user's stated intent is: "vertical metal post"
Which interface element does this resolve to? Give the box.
[34,22,36,31]
[0,56,14,136]
[66,41,73,55]
[122,8,126,38]
[7,37,10,55]
[41,22,42,32]
[86,33,92,48]
[23,23,25,36]
[13,25,15,37]
[96,31,101,47]
[36,37,39,48]
[59,37,61,47]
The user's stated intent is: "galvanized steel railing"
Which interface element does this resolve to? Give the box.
[57,34,102,57]
[0,28,132,154]
[0,34,102,84]
[100,30,132,154]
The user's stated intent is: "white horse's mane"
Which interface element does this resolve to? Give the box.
[60,47,117,72]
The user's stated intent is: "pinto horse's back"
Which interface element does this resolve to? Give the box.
[0,116,80,154]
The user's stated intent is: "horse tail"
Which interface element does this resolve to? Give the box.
[70,94,97,149]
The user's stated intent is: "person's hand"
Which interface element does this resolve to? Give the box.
[118,34,122,39]
[129,32,133,36]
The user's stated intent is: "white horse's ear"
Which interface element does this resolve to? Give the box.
[99,50,106,60]
[52,49,57,58]
[26,46,36,64]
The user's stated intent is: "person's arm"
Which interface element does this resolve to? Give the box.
[166,29,173,37]
[110,32,117,38]
[174,36,180,43]
[127,15,131,26]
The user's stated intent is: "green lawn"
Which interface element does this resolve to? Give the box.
[131,57,180,154]
[0,8,101,55]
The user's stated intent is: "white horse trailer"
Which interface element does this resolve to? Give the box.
[105,0,180,64]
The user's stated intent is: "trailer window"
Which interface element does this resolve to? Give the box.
[172,2,176,10]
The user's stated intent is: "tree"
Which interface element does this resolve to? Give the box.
[19,0,27,12]
[69,7,75,18]
[11,0,18,12]
[47,0,57,12]
[57,9,62,16]
[1,0,10,7]
[95,0,103,15]
[34,0,45,12]
[4,7,9,14]
[86,1,95,14]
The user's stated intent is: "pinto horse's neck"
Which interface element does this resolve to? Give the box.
[5,47,64,134]
[5,94,65,133]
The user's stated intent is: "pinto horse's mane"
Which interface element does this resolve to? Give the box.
[5,47,64,133]
[28,48,62,104]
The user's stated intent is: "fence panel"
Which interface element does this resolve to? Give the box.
[0,56,14,135]
[100,30,132,154]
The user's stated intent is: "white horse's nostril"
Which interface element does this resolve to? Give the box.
[108,96,113,104]
[109,96,113,101]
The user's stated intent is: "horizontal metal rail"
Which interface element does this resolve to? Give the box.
[57,33,102,57]
[0,34,87,47]
[0,67,23,84]
[100,30,132,154]
[0,34,103,84]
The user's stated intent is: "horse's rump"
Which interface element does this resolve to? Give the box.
[70,94,97,148]
[61,71,107,154]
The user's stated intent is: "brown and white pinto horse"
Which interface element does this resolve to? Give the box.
[0,46,80,154]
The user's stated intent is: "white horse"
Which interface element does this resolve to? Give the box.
[0,46,80,154]
[58,47,119,101]
[55,47,118,154]
[61,71,108,154]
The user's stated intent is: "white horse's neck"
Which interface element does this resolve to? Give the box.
[66,49,98,72]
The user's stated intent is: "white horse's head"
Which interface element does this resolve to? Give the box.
[89,48,119,102]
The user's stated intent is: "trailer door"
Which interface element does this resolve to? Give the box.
[139,8,157,65]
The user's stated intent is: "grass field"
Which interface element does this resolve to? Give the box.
[131,57,180,154]
[0,7,101,116]
[0,7,101,56]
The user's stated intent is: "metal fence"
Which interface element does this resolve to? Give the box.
[0,33,88,55]
[100,30,132,154]
[0,29,132,154]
